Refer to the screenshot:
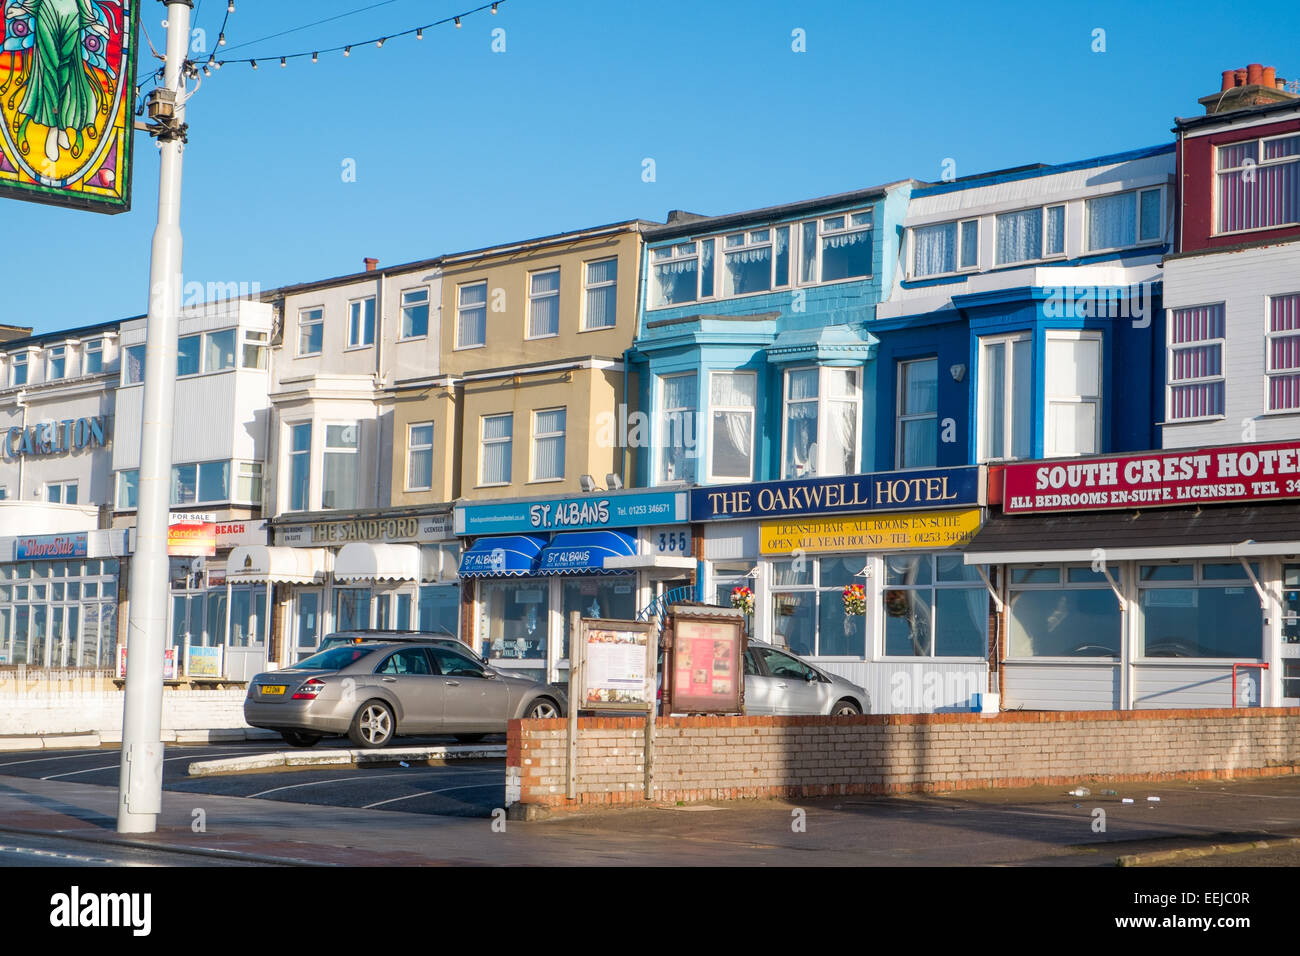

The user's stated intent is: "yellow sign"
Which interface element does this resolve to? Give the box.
[760,508,982,555]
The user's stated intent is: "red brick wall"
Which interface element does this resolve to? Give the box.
[507,709,1300,808]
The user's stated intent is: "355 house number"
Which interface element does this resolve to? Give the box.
[657,531,689,554]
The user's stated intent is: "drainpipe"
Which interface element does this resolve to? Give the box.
[14,389,27,501]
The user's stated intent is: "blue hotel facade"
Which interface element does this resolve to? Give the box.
[620,145,1178,712]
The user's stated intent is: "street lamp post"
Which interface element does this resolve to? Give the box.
[117,0,193,834]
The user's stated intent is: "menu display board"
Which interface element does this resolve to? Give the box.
[668,612,744,714]
[577,620,654,712]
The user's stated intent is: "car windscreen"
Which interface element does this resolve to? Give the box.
[294,646,380,671]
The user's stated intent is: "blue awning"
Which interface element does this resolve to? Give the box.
[458,535,546,578]
[537,531,637,575]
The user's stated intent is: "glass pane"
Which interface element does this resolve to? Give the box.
[561,578,637,658]
[334,589,372,632]
[770,559,812,587]
[817,590,864,656]
[784,401,818,478]
[818,557,860,590]
[884,589,932,656]
[937,555,983,582]
[699,239,714,298]
[710,411,752,479]
[1011,338,1032,459]
[172,464,197,505]
[198,461,229,502]
[822,400,857,475]
[960,219,979,268]
[1140,564,1194,582]
[820,228,871,281]
[914,222,956,276]
[1141,587,1262,658]
[653,258,698,307]
[935,589,987,656]
[1010,567,1060,584]
[995,208,1042,264]
[479,580,548,661]
[297,593,320,648]
[774,226,790,285]
[204,330,236,371]
[1087,192,1137,250]
[800,221,817,283]
[177,335,201,376]
[902,359,937,414]
[402,290,429,338]
[1009,589,1122,656]
[1046,337,1100,397]
[418,585,459,638]
[901,419,937,468]
[770,592,814,657]
[885,555,932,587]
[206,591,227,648]
[723,244,772,296]
[981,340,1006,458]
[1045,206,1064,255]
[1139,190,1162,241]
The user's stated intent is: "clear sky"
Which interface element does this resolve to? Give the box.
[4,0,1298,333]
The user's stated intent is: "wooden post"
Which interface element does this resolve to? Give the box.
[567,610,581,800]
[644,627,657,799]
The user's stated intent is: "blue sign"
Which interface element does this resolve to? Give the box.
[456,490,688,536]
[691,467,982,521]
[15,533,88,560]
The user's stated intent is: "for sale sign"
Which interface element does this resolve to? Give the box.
[1003,440,1300,513]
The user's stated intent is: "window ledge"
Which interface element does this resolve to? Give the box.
[525,477,565,485]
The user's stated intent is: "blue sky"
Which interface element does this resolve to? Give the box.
[4,0,1299,333]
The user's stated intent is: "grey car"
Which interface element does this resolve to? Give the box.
[244,641,567,748]
[743,640,869,716]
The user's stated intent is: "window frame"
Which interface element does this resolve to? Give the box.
[116,470,139,510]
[1043,330,1103,458]
[656,371,699,485]
[526,267,561,340]
[346,297,376,350]
[456,281,488,350]
[1005,563,1123,660]
[321,422,362,511]
[1084,187,1165,254]
[779,365,862,480]
[895,357,939,469]
[46,481,78,505]
[879,552,990,660]
[994,204,1068,266]
[1166,302,1226,423]
[10,352,28,387]
[298,307,324,357]
[720,227,788,298]
[399,287,429,341]
[529,407,567,483]
[706,370,756,483]
[581,257,618,331]
[83,339,104,375]
[233,461,263,505]
[241,330,268,369]
[405,421,435,492]
[479,413,513,487]
[977,332,1034,463]
[1265,292,1300,414]
[121,345,145,386]
[1214,132,1300,236]
[909,217,981,279]
[1137,560,1264,661]
[288,422,313,512]
[47,345,66,381]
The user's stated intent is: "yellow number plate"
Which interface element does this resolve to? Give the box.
[260,685,287,696]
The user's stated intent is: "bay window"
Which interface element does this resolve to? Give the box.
[1217,134,1300,233]
[977,334,1032,461]
[708,371,755,481]
[658,372,698,484]
[288,423,311,512]
[782,367,860,478]
[883,554,988,658]
[1044,331,1102,457]
[1008,565,1122,657]
[1167,303,1225,420]
[1139,563,1262,659]
[322,423,360,510]
[1085,188,1163,251]
[896,358,938,468]
[1266,293,1300,411]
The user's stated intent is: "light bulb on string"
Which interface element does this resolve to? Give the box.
[280,57,286,68]
[227,1,235,12]
[491,2,499,12]
[416,28,423,39]
[311,51,318,63]
[343,46,351,57]
[250,59,257,70]
[454,17,461,28]
[376,37,385,48]
[218,32,226,46]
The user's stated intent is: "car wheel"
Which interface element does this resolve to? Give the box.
[348,700,395,748]
[280,730,321,748]
[454,734,488,743]
[831,699,861,717]
[525,698,560,719]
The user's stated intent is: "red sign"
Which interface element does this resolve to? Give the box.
[1003,440,1300,514]
[167,523,216,557]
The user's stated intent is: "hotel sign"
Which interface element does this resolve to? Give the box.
[693,467,981,522]
[1003,440,1300,514]
[455,490,688,536]
[760,508,982,555]
[3,416,108,459]
[277,513,452,546]
[15,533,88,560]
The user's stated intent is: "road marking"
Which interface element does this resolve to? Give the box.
[246,768,499,798]
[362,783,502,809]
[0,751,106,768]
[0,843,136,866]
[39,751,277,780]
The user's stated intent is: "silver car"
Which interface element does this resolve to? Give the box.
[244,641,567,748]
[743,640,869,716]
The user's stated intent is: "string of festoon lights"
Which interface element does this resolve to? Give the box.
[201,0,504,75]
[134,1,506,114]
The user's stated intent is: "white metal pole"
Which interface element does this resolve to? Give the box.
[117,0,192,834]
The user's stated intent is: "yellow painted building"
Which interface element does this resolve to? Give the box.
[389,221,651,506]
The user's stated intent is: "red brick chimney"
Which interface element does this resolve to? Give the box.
[1200,63,1298,114]
[364,257,379,272]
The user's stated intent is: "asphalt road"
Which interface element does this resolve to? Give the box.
[0,739,506,818]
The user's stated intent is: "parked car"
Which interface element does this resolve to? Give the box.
[244,640,567,749]
[654,639,869,716]
[316,629,471,655]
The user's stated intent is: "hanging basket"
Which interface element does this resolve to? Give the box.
[842,584,866,616]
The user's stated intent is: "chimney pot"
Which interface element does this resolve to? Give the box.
[1263,66,1276,88]
[1235,68,1248,87]
[364,257,379,272]
[1247,63,1264,86]
[1221,70,1236,92]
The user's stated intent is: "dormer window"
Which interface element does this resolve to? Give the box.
[47,346,66,380]
[10,353,27,387]
[84,339,103,374]
[1216,134,1300,234]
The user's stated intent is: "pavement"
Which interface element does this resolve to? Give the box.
[2,742,1300,866]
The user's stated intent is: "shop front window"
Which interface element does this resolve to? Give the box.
[334,588,371,633]
[769,556,865,658]
[419,584,460,638]
[479,580,548,664]
[229,586,266,647]
[1139,563,1263,659]
[883,554,987,658]
[1008,565,1121,658]
[560,577,638,659]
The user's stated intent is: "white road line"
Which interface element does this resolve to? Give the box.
[0,751,107,768]
[362,783,502,809]
[247,768,499,799]
[39,750,278,780]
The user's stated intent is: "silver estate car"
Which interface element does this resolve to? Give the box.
[245,641,567,748]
